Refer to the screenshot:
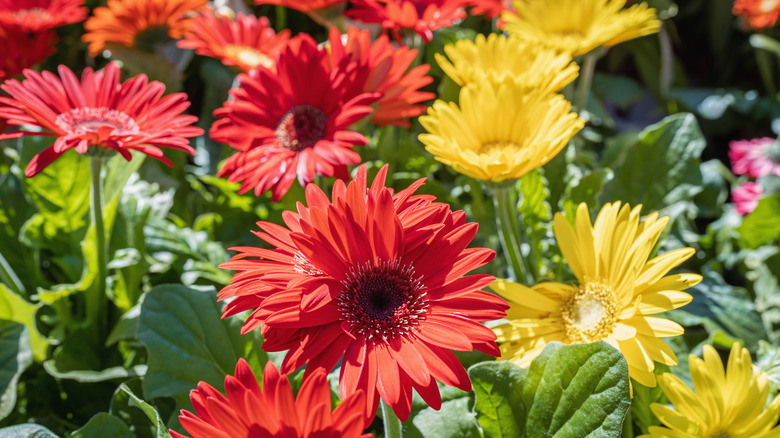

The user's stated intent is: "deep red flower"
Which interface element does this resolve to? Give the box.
[210,34,379,201]
[0,0,87,32]
[255,0,347,14]
[219,165,509,421]
[328,27,434,127]
[347,0,467,42]
[0,27,57,82]
[178,11,290,73]
[0,63,203,177]
[172,359,373,438]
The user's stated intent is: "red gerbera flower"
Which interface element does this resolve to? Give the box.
[178,11,290,73]
[219,164,509,421]
[255,0,347,14]
[465,0,513,18]
[210,34,379,201]
[328,27,434,127]
[348,0,467,42]
[83,0,208,57]
[172,359,372,438]
[0,63,203,177]
[733,0,780,29]
[0,27,57,82]
[0,0,87,32]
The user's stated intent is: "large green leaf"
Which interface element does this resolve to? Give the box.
[0,284,46,361]
[469,342,630,438]
[469,361,527,438]
[412,397,481,438]
[0,424,59,437]
[737,195,780,249]
[600,113,706,212]
[70,413,133,438]
[137,284,266,415]
[0,321,33,420]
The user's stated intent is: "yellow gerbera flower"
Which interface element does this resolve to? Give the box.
[642,343,780,437]
[492,202,701,387]
[501,0,662,57]
[418,82,583,183]
[434,33,579,92]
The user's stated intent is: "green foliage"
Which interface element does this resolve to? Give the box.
[70,413,133,438]
[737,195,780,248]
[469,342,630,438]
[0,322,32,421]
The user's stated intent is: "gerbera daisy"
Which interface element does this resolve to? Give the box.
[435,33,579,92]
[733,0,780,29]
[328,27,435,127]
[0,63,203,177]
[0,0,87,32]
[177,11,290,73]
[501,0,661,57]
[218,164,508,421]
[729,137,780,178]
[465,0,512,18]
[82,0,208,57]
[210,34,380,201]
[732,181,763,215]
[348,0,467,43]
[418,82,584,183]
[0,27,57,82]
[172,359,373,438]
[492,202,701,387]
[642,343,780,437]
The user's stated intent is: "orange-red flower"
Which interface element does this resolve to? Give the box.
[210,34,379,201]
[171,359,373,438]
[348,0,467,42]
[255,0,347,14]
[82,0,208,57]
[733,0,780,29]
[0,27,56,82]
[328,27,434,127]
[178,11,290,73]
[465,0,512,18]
[0,0,87,32]
[0,63,203,177]
[219,164,508,421]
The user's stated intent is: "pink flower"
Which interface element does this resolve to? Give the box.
[732,181,763,215]
[729,137,780,178]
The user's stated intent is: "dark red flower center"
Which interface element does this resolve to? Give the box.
[337,259,429,343]
[55,107,141,136]
[275,105,328,152]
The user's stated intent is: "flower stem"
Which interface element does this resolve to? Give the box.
[492,183,532,285]
[381,400,403,438]
[88,156,107,344]
[574,51,598,113]
[756,47,777,96]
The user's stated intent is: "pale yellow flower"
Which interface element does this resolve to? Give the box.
[643,343,780,437]
[502,0,661,57]
[493,202,701,387]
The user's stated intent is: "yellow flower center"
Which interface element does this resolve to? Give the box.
[479,141,523,155]
[561,282,617,343]
[224,45,273,69]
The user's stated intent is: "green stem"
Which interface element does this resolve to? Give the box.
[88,157,107,344]
[381,399,403,438]
[756,47,777,95]
[621,408,633,437]
[275,6,287,33]
[492,183,532,285]
[574,51,598,113]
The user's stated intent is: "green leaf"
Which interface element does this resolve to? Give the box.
[750,34,780,60]
[111,384,173,438]
[737,195,780,248]
[523,342,630,438]
[412,397,481,438]
[469,361,527,438]
[0,424,59,437]
[630,379,667,434]
[756,340,780,394]
[0,284,46,361]
[70,412,133,438]
[137,284,266,416]
[0,321,33,420]
[601,113,706,212]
